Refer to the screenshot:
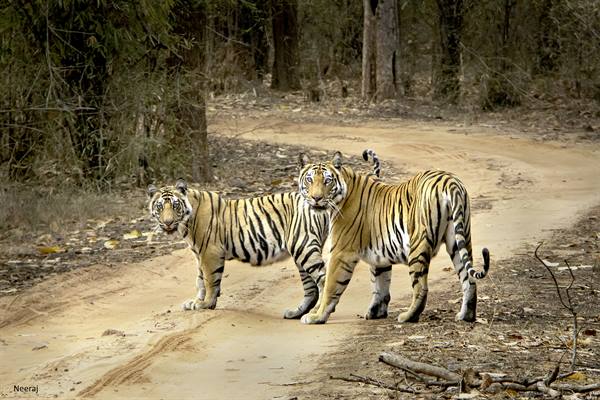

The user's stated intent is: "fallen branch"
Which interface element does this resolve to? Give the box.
[379,352,462,383]
[379,352,600,396]
[552,382,600,393]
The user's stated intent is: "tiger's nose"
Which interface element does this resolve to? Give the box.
[312,195,323,202]
[163,217,174,226]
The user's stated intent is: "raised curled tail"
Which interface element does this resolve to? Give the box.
[362,149,381,178]
[450,194,490,280]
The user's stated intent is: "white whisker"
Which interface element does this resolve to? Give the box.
[327,199,343,221]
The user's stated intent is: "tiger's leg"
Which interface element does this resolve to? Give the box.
[195,253,206,301]
[284,249,325,318]
[398,236,430,323]
[445,224,477,322]
[182,252,224,311]
[181,252,205,310]
[365,265,392,320]
[301,252,359,324]
[305,254,326,310]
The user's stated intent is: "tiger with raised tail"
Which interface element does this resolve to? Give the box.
[297,150,490,324]
[147,156,382,318]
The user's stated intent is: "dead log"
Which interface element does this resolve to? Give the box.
[379,352,462,383]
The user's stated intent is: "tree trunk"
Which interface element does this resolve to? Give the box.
[535,0,559,75]
[375,0,399,100]
[170,3,212,183]
[271,0,301,91]
[362,0,400,101]
[179,85,211,183]
[361,0,377,99]
[434,0,464,104]
[240,0,269,80]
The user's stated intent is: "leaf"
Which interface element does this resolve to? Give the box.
[103,239,119,249]
[564,371,587,381]
[38,246,65,254]
[102,329,125,337]
[123,229,142,240]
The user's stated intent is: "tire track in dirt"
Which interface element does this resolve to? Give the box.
[77,316,216,398]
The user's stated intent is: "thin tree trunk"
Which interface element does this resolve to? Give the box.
[361,0,377,99]
[434,0,464,104]
[375,0,399,100]
[170,3,212,183]
[185,89,210,183]
[271,0,301,91]
[535,0,559,75]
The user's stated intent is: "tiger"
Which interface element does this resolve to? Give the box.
[146,155,381,318]
[297,149,490,325]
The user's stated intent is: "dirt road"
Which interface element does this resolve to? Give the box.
[1,117,599,399]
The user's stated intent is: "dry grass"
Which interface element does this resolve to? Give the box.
[0,183,145,237]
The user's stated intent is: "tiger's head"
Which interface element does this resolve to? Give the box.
[147,179,193,235]
[298,151,347,210]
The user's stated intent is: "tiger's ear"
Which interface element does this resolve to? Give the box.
[298,153,310,168]
[332,151,343,169]
[175,179,188,195]
[147,184,158,198]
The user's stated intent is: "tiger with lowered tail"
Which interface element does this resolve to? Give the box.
[297,150,490,324]
[147,156,382,318]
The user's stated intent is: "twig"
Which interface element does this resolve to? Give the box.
[330,374,420,394]
[534,242,579,371]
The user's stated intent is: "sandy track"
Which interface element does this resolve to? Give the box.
[1,118,599,399]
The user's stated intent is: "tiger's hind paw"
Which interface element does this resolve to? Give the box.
[283,308,305,319]
[365,305,388,320]
[397,310,421,323]
[300,312,327,324]
[182,298,216,311]
[455,310,476,322]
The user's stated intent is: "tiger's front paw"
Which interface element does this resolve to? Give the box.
[300,312,327,324]
[181,298,216,311]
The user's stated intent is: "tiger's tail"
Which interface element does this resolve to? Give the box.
[450,192,490,280]
[362,149,381,178]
